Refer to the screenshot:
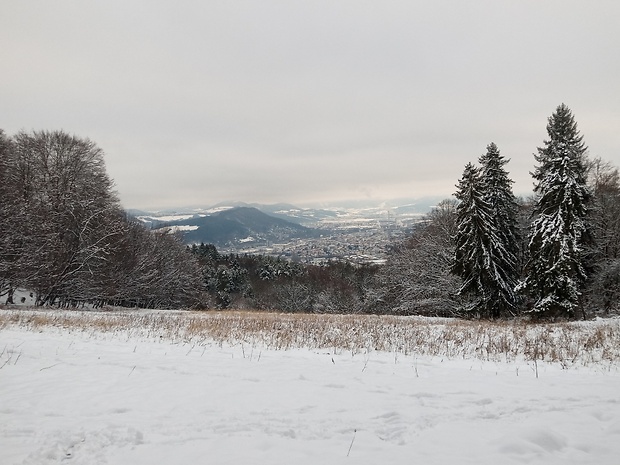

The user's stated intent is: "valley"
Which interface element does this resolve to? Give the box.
[131,198,439,264]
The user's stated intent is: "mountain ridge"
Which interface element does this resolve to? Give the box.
[157,206,322,246]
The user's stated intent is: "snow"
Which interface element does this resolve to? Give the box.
[136,215,196,223]
[2,316,620,464]
[166,225,199,232]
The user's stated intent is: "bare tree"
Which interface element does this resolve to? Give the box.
[0,128,209,309]
[367,199,463,316]
[0,130,19,303]
[8,131,121,305]
[93,217,206,309]
[588,157,620,260]
[583,157,620,314]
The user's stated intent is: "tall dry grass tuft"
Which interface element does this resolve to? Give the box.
[1,307,619,367]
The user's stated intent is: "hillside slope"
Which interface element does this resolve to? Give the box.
[161,206,321,246]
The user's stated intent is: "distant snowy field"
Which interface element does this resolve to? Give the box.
[1,309,620,464]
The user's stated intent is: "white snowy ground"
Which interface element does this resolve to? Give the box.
[2,320,620,464]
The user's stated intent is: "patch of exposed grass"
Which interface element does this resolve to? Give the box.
[1,307,619,367]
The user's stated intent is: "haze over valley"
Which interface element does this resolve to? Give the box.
[133,197,441,264]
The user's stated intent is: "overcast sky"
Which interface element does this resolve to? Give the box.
[2,1,619,210]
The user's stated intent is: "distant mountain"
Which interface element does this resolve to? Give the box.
[259,206,341,226]
[158,206,322,246]
[133,197,441,228]
[200,202,337,226]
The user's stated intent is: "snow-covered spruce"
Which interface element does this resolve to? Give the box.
[518,104,592,318]
[452,146,519,318]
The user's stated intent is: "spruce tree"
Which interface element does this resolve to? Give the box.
[452,162,498,316]
[519,104,591,318]
[452,146,520,318]
[478,143,520,317]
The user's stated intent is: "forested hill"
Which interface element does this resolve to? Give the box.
[159,207,322,246]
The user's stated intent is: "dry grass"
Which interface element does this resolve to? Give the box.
[1,307,619,367]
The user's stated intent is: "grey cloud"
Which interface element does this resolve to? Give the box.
[2,1,619,209]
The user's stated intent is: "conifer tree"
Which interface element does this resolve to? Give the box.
[478,142,520,317]
[452,162,500,316]
[518,104,591,318]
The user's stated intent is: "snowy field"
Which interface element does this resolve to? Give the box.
[1,309,620,464]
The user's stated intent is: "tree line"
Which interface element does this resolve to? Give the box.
[187,104,619,320]
[2,104,618,319]
[0,130,205,308]
[188,243,377,313]
[373,104,620,319]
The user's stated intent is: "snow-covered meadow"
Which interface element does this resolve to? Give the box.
[1,309,620,464]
